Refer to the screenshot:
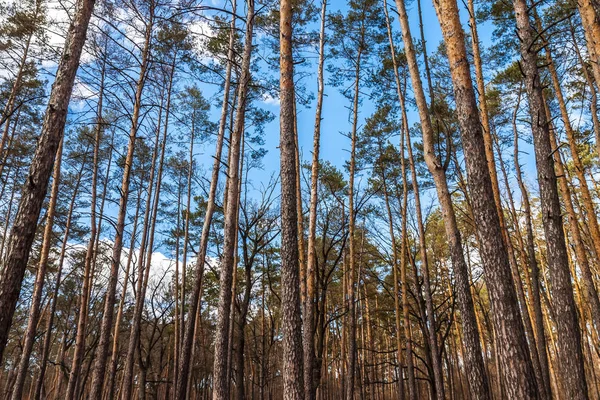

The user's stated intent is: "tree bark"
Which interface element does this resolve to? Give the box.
[511,90,551,398]
[120,88,164,400]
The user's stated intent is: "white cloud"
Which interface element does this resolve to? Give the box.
[261,93,280,106]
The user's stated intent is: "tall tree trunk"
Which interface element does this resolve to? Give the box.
[10,138,63,400]
[390,0,490,398]
[513,0,589,397]
[280,0,305,397]
[106,186,144,400]
[0,0,96,362]
[210,1,253,397]
[405,116,445,400]
[399,118,417,400]
[493,123,546,398]
[304,2,326,399]
[345,53,361,400]
[431,0,539,397]
[65,53,106,400]
[120,90,165,400]
[88,11,154,400]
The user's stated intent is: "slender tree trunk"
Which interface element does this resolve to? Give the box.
[120,92,164,400]
[65,54,106,399]
[431,0,539,397]
[304,2,326,399]
[493,124,546,398]
[105,186,143,400]
[513,0,589,397]
[343,28,365,399]
[398,121,417,400]
[0,0,96,362]
[280,0,305,396]
[405,109,445,400]
[88,12,154,400]
[210,1,254,397]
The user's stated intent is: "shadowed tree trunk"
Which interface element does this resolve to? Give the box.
[510,91,551,397]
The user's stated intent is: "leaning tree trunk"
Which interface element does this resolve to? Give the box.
[0,0,96,362]
[210,1,254,398]
[431,0,539,397]
[280,0,305,397]
[87,11,154,400]
[390,0,490,398]
[513,0,589,398]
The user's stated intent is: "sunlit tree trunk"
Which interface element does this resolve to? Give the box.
[175,4,236,396]
[405,113,445,400]
[120,90,165,400]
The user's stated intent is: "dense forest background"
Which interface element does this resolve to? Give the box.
[0,0,599,398]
